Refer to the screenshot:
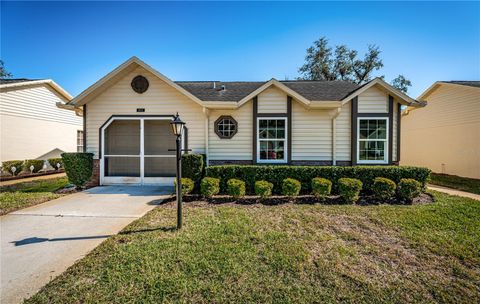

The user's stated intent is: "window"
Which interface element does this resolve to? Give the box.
[257,118,287,163]
[357,118,388,164]
[214,116,238,139]
[77,130,84,152]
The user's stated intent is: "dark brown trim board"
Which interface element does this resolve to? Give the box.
[83,105,87,152]
[287,96,292,164]
[397,103,401,162]
[252,97,258,164]
[388,95,394,165]
[351,97,358,165]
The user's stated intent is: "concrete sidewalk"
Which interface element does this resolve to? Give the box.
[1,186,173,304]
[428,184,480,201]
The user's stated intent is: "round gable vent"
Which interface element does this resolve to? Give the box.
[131,75,149,94]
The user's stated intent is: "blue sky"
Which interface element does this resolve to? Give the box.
[1,1,479,98]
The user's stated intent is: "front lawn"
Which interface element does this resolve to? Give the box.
[27,192,480,303]
[0,177,69,215]
[429,173,480,195]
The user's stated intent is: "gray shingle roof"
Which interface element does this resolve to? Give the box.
[443,81,480,88]
[175,80,360,102]
[0,78,39,85]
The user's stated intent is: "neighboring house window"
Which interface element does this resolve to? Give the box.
[214,116,238,139]
[77,130,84,152]
[357,118,388,164]
[257,118,287,163]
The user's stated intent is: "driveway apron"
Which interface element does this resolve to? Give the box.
[1,185,172,304]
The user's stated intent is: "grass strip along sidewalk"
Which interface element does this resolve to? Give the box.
[27,191,479,303]
[0,177,69,215]
[429,173,480,195]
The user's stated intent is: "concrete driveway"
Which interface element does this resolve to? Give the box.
[1,186,172,304]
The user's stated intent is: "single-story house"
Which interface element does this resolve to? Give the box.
[64,57,424,186]
[0,79,83,165]
[401,81,480,179]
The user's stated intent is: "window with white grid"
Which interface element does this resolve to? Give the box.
[214,116,238,139]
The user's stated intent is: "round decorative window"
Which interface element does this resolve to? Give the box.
[214,116,238,139]
[131,75,149,94]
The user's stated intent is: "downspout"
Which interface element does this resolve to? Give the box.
[203,107,210,167]
[331,108,342,166]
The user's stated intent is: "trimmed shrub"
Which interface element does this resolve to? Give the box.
[174,178,195,195]
[255,180,273,199]
[23,159,44,173]
[338,178,363,203]
[61,153,94,188]
[312,177,332,199]
[372,177,397,200]
[1,160,23,175]
[181,154,204,183]
[48,158,63,170]
[282,178,301,196]
[206,165,430,194]
[397,178,422,202]
[200,177,220,198]
[227,179,246,199]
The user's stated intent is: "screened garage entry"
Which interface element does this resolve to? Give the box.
[100,117,181,185]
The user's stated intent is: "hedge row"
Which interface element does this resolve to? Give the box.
[1,158,64,175]
[205,165,431,195]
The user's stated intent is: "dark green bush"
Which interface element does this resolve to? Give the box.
[174,178,195,195]
[338,178,363,203]
[182,154,204,183]
[227,179,246,199]
[282,178,301,196]
[206,165,430,194]
[200,177,220,198]
[1,160,23,175]
[48,158,63,170]
[397,178,422,202]
[255,180,273,199]
[61,153,93,188]
[372,177,397,200]
[312,177,332,199]
[23,159,44,173]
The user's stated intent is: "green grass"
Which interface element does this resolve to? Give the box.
[430,173,480,195]
[27,192,480,303]
[0,177,69,215]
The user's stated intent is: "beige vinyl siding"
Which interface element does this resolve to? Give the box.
[402,84,480,178]
[292,102,332,160]
[257,87,287,113]
[335,101,351,161]
[358,86,388,113]
[208,102,252,160]
[0,85,81,126]
[0,115,80,162]
[86,66,205,159]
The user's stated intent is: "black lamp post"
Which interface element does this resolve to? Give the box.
[170,113,185,229]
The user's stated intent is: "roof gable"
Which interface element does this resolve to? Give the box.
[418,81,480,100]
[0,79,72,101]
[342,77,424,107]
[69,56,204,107]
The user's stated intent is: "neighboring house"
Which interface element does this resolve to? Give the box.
[65,57,424,186]
[0,78,83,165]
[401,81,480,179]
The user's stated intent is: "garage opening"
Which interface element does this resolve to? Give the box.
[101,117,180,185]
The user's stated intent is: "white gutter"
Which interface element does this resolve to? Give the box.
[331,108,342,166]
[203,107,210,167]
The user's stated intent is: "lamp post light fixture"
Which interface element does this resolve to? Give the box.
[170,113,186,229]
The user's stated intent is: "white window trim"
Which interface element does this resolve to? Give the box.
[256,117,288,164]
[357,117,389,164]
[100,116,183,185]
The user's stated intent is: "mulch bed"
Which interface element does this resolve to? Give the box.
[163,192,434,206]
